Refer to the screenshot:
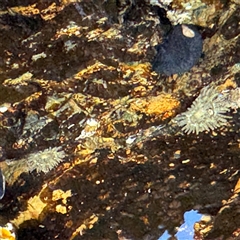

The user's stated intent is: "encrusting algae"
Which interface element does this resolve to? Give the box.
[130,94,180,120]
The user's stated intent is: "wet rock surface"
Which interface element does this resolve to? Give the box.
[0,0,239,239]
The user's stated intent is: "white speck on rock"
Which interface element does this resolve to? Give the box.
[31,52,47,61]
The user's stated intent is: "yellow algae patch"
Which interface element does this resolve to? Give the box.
[127,41,148,54]
[40,3,65,21]
[101,28,121,39]
[52,189,72,214]
[56,205,68,214]
[87,27,121,41]
[120,62,153,86]
[10,4,40,15]
[120,62,152,77]
[9,3,64,21]
[24,92,43,106]
[70,214,99,239]
[52,189,72,204]
[55,22,84,39]
[3,72,33,86]
[12,188,72,227]
[12,194,47,228]
[86,28,105,41]
[130,94,180,120]
[233,178,240,194]
[217,77,237,92]
[74,61,115,79]
[77,136,118,156]
[75,148,95,158]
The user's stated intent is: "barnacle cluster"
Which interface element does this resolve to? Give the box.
[175,86,231,134]
[27,147,65,173]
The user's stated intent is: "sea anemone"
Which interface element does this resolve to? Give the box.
[175,86,231,134]
[27,147,65,173]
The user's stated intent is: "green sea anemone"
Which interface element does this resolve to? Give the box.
[27,147,65,173]
[175,86,231,134]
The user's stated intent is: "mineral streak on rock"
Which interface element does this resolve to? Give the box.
[152,24,203,76]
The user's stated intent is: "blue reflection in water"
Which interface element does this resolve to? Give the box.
[158,210,202,240]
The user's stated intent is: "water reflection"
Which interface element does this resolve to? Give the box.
[159,210,202,240]
[0,169,5,200]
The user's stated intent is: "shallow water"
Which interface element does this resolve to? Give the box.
[0,1,239,240]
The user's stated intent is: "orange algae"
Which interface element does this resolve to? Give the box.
[0,228,15,240]
[217,78,237,92]
[130,94,180,120]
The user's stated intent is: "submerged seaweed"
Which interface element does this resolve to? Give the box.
[175,86,231,134]
[27,147,65,173]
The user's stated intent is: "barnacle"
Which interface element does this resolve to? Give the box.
[175,86,231,134]
[27,147,65,173]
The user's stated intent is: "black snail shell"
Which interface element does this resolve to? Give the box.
[152,24,203,76]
